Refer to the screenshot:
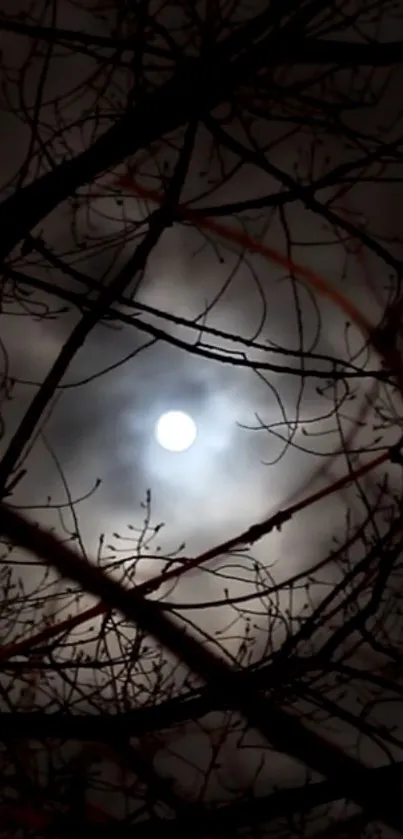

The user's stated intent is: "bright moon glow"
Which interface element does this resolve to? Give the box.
[155,411,197,452]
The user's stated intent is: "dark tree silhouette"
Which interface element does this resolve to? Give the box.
[0,1,403,838]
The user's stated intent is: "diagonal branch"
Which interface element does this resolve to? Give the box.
[0,0,383,264]
[203,115,403,276]
[0,17,170,57]
[0,4,293,263]
[194,135,403,219]
[284,38,403,66]
[5,265,386,381]
[1,503,403,835]
[0,121,197,494]
[0,442,394,665]
[77,763,403,839]
[2,17,402,65]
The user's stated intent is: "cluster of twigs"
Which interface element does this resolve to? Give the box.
[0,0,403,837]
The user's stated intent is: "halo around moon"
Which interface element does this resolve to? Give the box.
[155,411,197,452]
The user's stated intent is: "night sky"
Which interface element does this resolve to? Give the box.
[1,0,403,823]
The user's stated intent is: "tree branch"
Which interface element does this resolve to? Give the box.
[70,762,403,839]
[1,504,403,835]
[0,120,197,493]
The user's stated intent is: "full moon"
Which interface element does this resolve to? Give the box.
[155,411,197,452]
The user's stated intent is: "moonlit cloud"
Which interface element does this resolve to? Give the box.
[0,0,402,836]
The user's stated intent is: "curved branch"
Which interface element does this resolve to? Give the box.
[2,503,403,835]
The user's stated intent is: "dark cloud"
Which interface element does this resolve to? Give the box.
[1,7,403,829]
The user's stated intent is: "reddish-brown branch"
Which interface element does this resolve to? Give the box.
[1,503,403,835]
[117,174,403,388]
[1,178,397,662]
[0,445,391,663]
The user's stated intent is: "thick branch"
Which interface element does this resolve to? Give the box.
[77,762,403,839]
[0,17,170,56]
[0,213,167,491]
[6,265,386,381]
[203,115,403,275]
[1,16,401,65]
[0,5,289,263]
[0,120,197,492]
[290,38,403,66]
[1,504,403,835]
[1,8,398,262]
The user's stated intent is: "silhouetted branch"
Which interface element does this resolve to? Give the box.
[67,761,403,839]
[1,503,403,835]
